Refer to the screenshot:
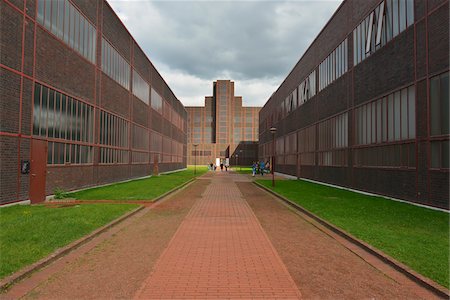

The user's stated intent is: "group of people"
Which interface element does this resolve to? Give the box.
[208,162,229,172]
[251,160,270,177]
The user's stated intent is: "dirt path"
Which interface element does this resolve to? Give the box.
[11,179,209,300]
[238,180,438,299]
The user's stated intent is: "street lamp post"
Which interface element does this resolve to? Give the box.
[236,154,239,171]
[270,127,277,187]
[193,144,199,176]
[239,150,243,171]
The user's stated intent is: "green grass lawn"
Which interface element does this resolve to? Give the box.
[0,204,137,279]
[257,179,450,289]
[234,166,253,174]
[68,167,207,201]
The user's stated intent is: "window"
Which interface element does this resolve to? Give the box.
[132,69,149,104]
[430,72,449,169]
[132,124,149,150]
[298,70,316,105]
[317,112,348,166]
[355,85,415,145]
[298,125,316,166]
[99,110,129,148]
[151,88,163,114]
[353,0,414,66]
[319,39,347,91]
[33,83,94,144]
[101,37,130,90]
[37,0,96,63]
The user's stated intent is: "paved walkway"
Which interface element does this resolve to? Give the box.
[135,172,301,299]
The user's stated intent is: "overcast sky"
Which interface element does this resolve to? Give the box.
[108,0,342,107]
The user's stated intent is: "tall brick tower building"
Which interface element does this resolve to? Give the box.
[186,80,260,166]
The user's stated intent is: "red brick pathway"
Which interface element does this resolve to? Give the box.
[135,172,301,299]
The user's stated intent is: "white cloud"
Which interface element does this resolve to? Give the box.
[108,0,342,107]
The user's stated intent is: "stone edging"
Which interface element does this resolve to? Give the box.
[253,181,450,299]
[0,177,197,293]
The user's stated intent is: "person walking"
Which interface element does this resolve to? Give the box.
[259,160,265,176]
[252,162,257,177]
[220,162,224,172]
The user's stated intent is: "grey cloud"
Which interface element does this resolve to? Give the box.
[109,0,341,106]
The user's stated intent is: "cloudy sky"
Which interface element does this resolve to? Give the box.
[108,0,342,107]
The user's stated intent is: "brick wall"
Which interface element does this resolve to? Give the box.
[0,0,187,205]
[259,0,449,209]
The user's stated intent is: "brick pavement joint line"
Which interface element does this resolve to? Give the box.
[134,172,301,299]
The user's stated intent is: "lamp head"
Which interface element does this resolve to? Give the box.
[269,127,277,134]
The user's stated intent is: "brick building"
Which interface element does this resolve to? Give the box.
[259,0,449,209]
[1,0,187,205]
[187,80,260,167]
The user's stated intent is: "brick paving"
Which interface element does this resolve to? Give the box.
[135,172,301,299]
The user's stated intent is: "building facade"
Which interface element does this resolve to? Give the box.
[259,0,449,209]
[187,80,260,166]
[1,0,187,205]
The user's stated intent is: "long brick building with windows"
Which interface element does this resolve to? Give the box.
[1,0,187,205]
[259,0,449,209]
[186,80,260,166]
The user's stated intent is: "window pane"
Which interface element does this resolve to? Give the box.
[442,140,449,168]
[33,84,41,136]
[430,142,440,168]
[55,93,61,138]
[408,86,415,138]
[388,94,394,141]
[430,76,440,135]
[377,99,382,142]
[394,91,401,140]
[44,0,51,29]
[392,0,399,37]
[61,95,67,139]
[37,0,45,24]
[399,0,406,32]
[41,87,49,137]
[386,0,393,41]
[406,0,414,27]
[440,72,449,135]
[401,88,408,139]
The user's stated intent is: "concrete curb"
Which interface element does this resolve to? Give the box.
[253,181,450,299]
[0,177,197,293]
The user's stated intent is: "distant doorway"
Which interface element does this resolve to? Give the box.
[30,139,47,203]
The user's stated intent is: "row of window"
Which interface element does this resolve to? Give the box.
[283,70,317,117]
[33,84,94,143]
[319,39,348,91]
[298,71,317,105]
[37,0,96,63]
[354,143,415,168]
[99,111,129,148]
[132,70,150,104]
[101,37,131,90]
[47,142,93,165]
[265,0,416,130]
[355,85,415,145]
[353,0,414,65]
[99,148,185,165]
